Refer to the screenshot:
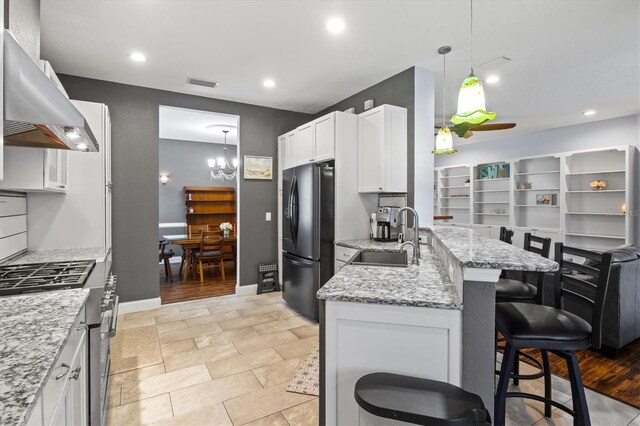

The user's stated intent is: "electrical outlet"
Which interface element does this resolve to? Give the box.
[364,99,374,110]
[265,212,272,221]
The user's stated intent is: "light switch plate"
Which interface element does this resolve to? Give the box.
[364,99,374,110]
[265,212,272,221]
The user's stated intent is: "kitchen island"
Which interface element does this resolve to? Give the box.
[318,226,558,425]
[0,289,89,425]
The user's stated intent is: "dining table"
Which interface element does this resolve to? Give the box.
[164,234,237,281]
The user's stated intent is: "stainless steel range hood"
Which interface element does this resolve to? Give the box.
[3,31,98,152]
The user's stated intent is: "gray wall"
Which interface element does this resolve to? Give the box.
[159,138,237,227]
[59,75,311,303]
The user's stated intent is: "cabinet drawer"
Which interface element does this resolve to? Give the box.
[0,195,27,217]
[0,232,27,261]
[0,215,27,238]
[335,245,359,263]
[42,309,85,424]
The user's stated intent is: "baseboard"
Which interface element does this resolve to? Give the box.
[118,297,162,314]
[235,283,258,296]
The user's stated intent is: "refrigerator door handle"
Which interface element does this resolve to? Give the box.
[283,253,313,267]
[288,175,297,245]
[292,175,299,245]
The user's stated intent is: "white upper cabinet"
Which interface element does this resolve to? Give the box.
[44,149,69,191]
[277,134,286,190]
[296,121,314,165]
[283,131,297,170]
[312,113,336,162]
[358,104,408,193]
[0,147,68,193]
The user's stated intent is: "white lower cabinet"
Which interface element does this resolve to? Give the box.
[28,311,88,426]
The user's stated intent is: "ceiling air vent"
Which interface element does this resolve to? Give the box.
[479,56,511,69]
[187,78,220,89]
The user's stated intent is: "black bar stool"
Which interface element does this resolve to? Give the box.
[354,373,491,425]
[494,243,614,426]
[495,233,552,385]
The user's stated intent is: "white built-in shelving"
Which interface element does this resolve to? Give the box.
[434,145,637,251]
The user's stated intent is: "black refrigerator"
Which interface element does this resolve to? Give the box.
[282,162,334,321]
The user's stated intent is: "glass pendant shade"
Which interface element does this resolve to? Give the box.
[217,157,225,167]
[207,159,215,168]
[450,73,496,125]
[433,125,457,155]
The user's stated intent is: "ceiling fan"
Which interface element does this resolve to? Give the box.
[434,122,516,139]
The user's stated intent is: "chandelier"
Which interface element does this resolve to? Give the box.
[208,130,238,181]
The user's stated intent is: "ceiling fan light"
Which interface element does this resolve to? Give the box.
[451,73,496,125]
[432,126,457,155]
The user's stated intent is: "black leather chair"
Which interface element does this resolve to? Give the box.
[495,233,552,385]
[354,373,491,425]
[499,226,514,245]
[494,243,614,426]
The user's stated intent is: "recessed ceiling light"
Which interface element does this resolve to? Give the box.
[326,17,345,34]
[485,75,500,84]
[583,110,596,116]
[263,79,276,88]
[129,52,147,62]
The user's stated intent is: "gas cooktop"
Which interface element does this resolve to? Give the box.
[0,260,96,295]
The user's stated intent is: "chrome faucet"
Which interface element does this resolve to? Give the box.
[397,207,421,261]
[400,241,419,266]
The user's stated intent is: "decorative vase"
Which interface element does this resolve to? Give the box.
[223,229,230,238]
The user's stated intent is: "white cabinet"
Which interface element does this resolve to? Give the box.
[295,121,314,165]
[312,113,336,162]
[277,134,286,190]
[358,105,407,193]
[0,147,68,193]
[282,131,297,170]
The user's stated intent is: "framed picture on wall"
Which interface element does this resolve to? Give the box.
[244,156,273,180]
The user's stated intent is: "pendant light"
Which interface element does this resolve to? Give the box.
[209,130,238,181]
[433,46,457,155]
[450,0,496,126]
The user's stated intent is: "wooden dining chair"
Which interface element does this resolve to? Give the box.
[194,231,225,283]
[179,225,210,278]
[159,240,175,283]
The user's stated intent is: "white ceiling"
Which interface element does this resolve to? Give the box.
[159,106,238,145]
[40,0,639,143]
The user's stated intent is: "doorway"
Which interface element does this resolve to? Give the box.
[158,106,240,304]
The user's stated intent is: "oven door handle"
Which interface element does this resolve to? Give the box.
[106,295,119,338]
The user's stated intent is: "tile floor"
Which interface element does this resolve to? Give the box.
[107,291,639,426]
[108,291,318,426]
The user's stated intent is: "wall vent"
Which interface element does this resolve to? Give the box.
[187,78,220,89]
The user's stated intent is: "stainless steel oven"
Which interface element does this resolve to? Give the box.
[98,274,118,424]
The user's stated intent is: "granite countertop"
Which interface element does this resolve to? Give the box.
[2,247,109,265]
[0,290,89,426]
[317,240,461,310]
[423,226,559,272]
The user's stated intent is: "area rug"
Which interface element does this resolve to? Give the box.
[287,344,320,396]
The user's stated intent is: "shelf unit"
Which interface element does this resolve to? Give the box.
[434,145,637,251]
[184,186,236,232]
[436,165,471,225]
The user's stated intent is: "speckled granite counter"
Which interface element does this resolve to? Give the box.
[422,226,559,272]
[2,247,109,265]
[0,290,89,426]
[317,240,461,309]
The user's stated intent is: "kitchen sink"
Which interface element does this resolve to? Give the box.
[348,250,408,267]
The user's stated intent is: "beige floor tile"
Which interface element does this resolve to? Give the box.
[289,324,319,339]
[185,310,241,327]
[235,302,288,318]
[208,301,259,315]
[120,364,212,404]
[149,403,232,426]
[194,327,259,350]
[273,336,318,359]
[268,291,283,298]
[251,357,303,387]
[155,320,188,334]
[164,342,239,372]
[252,296,284,307]
[108,383,121,408]
[268,309,298,320]
[233,330,299,354]
[160,338,197,357]
[118,316,156,330]
[170,371,262,416]
[206,347,284,379]
[253,316,312,335]
[177,297,228,312]
[155,308,211,325]
[110,326,163,374]
[218,313,281,331]
[243,412,290,426]
[110,364,166,386]
[158,322,223,345]
[108,394,174,426]
[124,306,181,321]
[281,399,319,426]
[223,381,315,425]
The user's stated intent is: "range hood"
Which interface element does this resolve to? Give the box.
[3,31,99,152]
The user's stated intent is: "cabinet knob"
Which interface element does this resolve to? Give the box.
[70,366,81,380]
[379,187,383,191]
[58,185,66,189]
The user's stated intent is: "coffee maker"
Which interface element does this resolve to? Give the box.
[374,207,401,241]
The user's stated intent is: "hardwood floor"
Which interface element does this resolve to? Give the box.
[159,262,236,304]
[522,339,640,409]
